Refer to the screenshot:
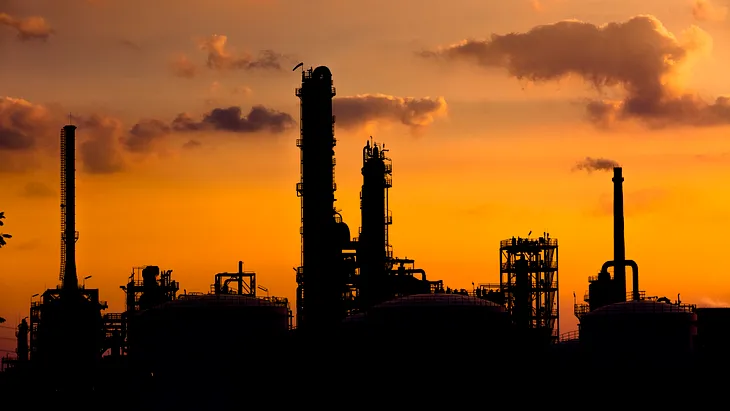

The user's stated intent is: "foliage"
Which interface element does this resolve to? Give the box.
[0,211,11,248]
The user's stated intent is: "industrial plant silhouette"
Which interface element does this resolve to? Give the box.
[1,66,728,403]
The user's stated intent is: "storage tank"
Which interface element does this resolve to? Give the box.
[127,294,290,374]
[579,300,696,364]
[348,293,509,348]
[694,307,730,364]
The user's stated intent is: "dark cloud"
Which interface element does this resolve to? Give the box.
[120,106,294,153]
[0,97,51,150]
[170,105,295,133]
[419,15,730,129]
[20,181,55,198]
[72,115,127,174]
[0,12,53,41]
[333,94,447,131]
[573,157,620,173]
[123,119,171,153]
[0,96,293,173]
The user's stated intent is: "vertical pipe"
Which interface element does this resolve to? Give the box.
[62,125,78,290]
[612,167,626,301]
[238,261,243,295]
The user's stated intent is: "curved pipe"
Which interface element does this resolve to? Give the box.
[600,259,639,301]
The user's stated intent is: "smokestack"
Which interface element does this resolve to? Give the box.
[61,124,78,290]
[612,167,626,300]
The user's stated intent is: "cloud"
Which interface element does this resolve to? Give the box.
[0,97,51,150]
[333,94,448,132]
[573,157,620,173]
[693,0,728,22]
[418,15,730,129]
[0,12,53,41]
[0,96,294,173]
[19,181,55,198]
[71,114,127,174]
[173,35,292,77]
[121,106,295,152]
[593,188,673,217]
[171,55,199,78]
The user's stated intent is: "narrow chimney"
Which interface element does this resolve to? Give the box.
[612,167,626,300]
[61,124,78,290]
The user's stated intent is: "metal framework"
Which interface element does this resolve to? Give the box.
[500,234,559,342]
[122,266,179,313]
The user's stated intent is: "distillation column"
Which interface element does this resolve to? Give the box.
[358,139,393,308]
[295,66,341,331]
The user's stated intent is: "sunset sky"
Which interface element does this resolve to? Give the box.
[3,0,730,351]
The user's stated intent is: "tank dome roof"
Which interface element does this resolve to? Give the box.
[313,66,332,77]
[373,293,505,311]
[586,300,694,316]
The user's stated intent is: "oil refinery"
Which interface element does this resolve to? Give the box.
[1,65,729,401]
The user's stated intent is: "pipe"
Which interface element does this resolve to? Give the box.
[237,261,243,295]
[391,268,426,281]
[600,259,640,301]
[612,167,627,300]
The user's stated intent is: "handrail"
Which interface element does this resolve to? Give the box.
[500,237,558,248]
[559,330,580,342]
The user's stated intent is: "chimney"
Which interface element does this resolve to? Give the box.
[612,167,626,300]
[61,124,79,291]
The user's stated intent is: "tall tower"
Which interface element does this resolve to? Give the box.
[295,66,341,330]
[59,124,79,290]
[612,167,627,302]
[357,138,393,308]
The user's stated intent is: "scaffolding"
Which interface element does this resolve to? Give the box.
[500,234,559,343]
[122,266,179,313]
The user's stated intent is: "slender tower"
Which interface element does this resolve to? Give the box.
[59,124,79,290]
[612,167,626,302]
[358,139,393,308]
[295,66,340,330]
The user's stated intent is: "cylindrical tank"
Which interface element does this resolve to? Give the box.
[579,300,697,364]
[128,294,290,374]
[345,294,510,348]
[694,307,730,364]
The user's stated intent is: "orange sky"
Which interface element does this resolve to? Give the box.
[3,0,730,352]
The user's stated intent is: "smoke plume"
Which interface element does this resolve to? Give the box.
[418,15,730,128]
[573,157,620,173]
